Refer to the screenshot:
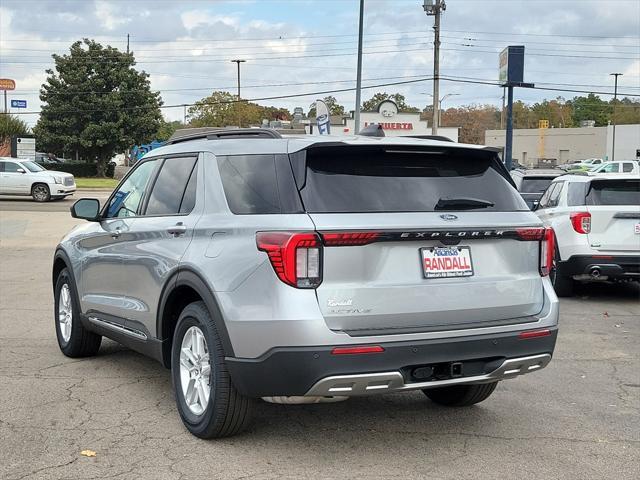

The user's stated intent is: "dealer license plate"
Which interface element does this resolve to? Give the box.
[421,246,474,278]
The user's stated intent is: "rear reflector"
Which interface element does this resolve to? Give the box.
[518,329,551,339]
[570,212,591,234]
[322,232,381,246]
[331,345,385,355]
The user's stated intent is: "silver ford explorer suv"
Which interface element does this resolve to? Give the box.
[52,129,559,438]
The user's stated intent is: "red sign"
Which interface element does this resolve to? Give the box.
[0,79,16,91]
[364,122,413,130]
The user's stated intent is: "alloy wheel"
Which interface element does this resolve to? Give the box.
[58,284,73,343]
[33,185,49,201]
[179,326,211,415]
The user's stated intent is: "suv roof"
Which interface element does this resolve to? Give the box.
[145,132,487,160]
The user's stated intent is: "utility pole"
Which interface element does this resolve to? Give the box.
[424,0,445,135]
[610,72,622,162]
[354,0,365,134]
[501,87,506,129]
[231,59,246,100]
[231,59,246,127]
[126,34,130,54]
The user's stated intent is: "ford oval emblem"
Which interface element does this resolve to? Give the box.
[439,214,458,221]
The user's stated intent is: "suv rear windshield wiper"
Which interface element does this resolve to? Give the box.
[435,197,495,210]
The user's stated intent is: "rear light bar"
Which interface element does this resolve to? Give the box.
[331,345,385,355]
[256,232,322,288]
[322,232,380,246]
[570,212,591,234]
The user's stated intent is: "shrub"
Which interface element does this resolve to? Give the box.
[45,161,115,178]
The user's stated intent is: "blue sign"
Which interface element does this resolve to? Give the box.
[11,99,27,108]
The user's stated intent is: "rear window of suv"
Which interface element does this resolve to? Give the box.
[520,177,556,193]
[586,179,640,206]
[298,146,527,213]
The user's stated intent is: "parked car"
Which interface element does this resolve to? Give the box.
[560,158,603,171]
[588,160,639,175]
[535,174,640,296]
[510,168,565,209]
[0,157,76,201]
[52,130,559,439]
[34,152,64,165]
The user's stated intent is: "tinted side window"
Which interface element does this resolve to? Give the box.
[145,157,197,215]
[2,162,21,173]
[537,183,556,209]
[106,159,159,218]
[567,182,587,206]
[521,177,555,193]
[218,155,280,214]
[623,163,634,173]
[179,163,198,214]
[0,161,5,172]
[548,181,564,207]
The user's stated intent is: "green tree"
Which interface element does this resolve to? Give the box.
[568,93,611,126]
[34,39,162,175]
[188,91,293,127]
[362,92,419,113]
[0,114,30,141]
[156,119,183,142]
[530,97,574,128]
[308,96,345,118]
[613,97,640,125]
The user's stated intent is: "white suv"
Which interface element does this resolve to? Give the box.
[535,174,640,296]
[0,157,76,202]
[589,161,639,175]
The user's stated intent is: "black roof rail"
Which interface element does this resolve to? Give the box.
[166,128,282,145]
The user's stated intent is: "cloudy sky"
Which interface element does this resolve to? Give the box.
[1,0,639,127]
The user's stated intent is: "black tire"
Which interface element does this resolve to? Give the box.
[171,301,253,439]
[551,246,574,297]
[422,382,498,407]
[54,268,102,357]
[31,183,51,202]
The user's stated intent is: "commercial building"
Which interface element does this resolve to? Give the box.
[485,124,640,167]
[304,100,459,141]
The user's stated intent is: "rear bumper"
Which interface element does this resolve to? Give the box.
[559,255,640,278]
[225,328,558,397]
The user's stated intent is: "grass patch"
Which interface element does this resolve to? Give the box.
[75,178,119,189]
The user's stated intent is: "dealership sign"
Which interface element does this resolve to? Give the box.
[499,46,525,85]
[0,78,16,91]
[11,99,27,108]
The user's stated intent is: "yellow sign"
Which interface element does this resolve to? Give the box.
[0,79,16,91]
[538,119,549,129]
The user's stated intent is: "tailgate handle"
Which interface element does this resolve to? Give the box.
[613,212,640,219]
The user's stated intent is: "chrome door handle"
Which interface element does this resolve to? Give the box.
[111,228,121,239]
[167,223,187,236]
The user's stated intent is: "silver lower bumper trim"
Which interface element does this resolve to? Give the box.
[305,354,552,397]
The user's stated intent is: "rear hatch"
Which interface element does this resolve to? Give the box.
[295,144,546,335]
[585,178,640,252]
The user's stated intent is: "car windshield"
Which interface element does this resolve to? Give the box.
[21,161,46,172]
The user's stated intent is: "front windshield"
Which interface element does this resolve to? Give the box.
[21,161,46,172]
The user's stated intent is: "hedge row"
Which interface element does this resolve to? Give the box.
[45,162,115,178]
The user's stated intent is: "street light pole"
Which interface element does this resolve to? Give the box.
[423,0,446,135]
[610,72,622,162]
[425,93,459,127]
[354,0,365,134]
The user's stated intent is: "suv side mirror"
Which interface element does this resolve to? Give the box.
[531,200,540,211]
[71,198,101,221]
[16,168,25,174]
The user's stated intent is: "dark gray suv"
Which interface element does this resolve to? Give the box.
[53,130,559,438]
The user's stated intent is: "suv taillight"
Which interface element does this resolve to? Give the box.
[570,212,591,234]
[516,227,555,277]
[539,227,555,277]
[256,232,322,288]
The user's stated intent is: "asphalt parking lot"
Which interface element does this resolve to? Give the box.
[1,202,638,480]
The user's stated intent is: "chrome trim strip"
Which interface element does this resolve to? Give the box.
[87,316,148,341]
[305,354,551,397]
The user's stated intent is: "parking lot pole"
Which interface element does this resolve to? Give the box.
[354,0,364,134]
[504,85,514,171]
